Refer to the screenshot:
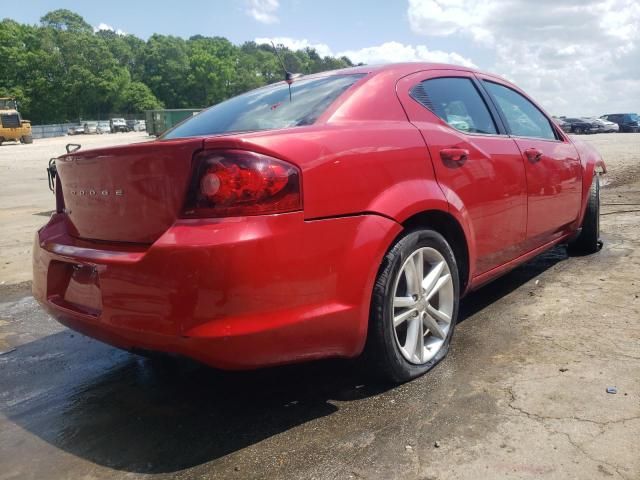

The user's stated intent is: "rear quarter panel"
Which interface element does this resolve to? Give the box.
[571,137,607,226]
[203,122,449,221]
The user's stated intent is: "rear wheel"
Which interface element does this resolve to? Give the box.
[569,175,601,254]
[365,229,459,383]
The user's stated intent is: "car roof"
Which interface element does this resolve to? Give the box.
[327,62,501,80]
[288,62,501,83]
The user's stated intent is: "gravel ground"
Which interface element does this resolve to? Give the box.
[0,132,638,479]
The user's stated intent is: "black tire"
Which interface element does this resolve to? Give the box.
[21,135,33,144]
[569,175,601,254]
[364,229,460,384]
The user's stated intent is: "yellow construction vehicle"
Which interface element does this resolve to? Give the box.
[0,97,33,145]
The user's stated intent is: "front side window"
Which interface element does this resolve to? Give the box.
[410,77,497,134]
[162,74,364,139]
[483,81,557,140]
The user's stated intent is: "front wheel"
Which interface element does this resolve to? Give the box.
[364,229,460,383]
[569,175,601,254]
[21,135,33,144]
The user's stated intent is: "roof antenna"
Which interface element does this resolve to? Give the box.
[271,41,295,101]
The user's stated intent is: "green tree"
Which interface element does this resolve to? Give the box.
[117,81,163,113]
[141,34,190,107]
[0,10,356,123]
[40,9,92,33]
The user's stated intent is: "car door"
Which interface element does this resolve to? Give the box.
[478,77,582,248]
[397,71,528,276]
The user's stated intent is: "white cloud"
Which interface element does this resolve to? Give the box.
[246,0,280,24]
[407,0,640,116]
[255,37,333,57]
[94,22,126,35]
[254,37,475,68]
[337,41,475,67]
[408,0,494,43]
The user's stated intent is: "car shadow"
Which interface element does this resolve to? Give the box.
[0,246,569,474]
[459,245,568,323]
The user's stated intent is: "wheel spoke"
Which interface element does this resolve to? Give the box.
[404,260,420,296]
[426,273,451,301]
[402,317,420,359]
[413,249,424,291]
[415,316,425,362]
[394,296,417,308]
[423,312,446,339]
[394,308,417,327]
[427,304,451,325]
[422,261,445,295]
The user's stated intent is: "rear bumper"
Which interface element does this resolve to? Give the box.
[33,212,401,369]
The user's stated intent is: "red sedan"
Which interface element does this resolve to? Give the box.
[33,63,606,383]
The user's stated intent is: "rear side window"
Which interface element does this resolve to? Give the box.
[410,77,497,134]
[483,81,557,140]
[162,74,364,139]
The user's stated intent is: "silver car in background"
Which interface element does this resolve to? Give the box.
[97,121,111,134]
[67,125,85,135]
[583,117,619,133]
[83,121,99,134]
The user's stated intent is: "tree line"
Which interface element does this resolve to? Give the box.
[0,9,355,124]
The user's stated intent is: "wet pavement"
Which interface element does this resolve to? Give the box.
[2,236,638,479]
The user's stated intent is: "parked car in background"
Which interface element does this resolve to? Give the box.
[83,121,99,134]
[110,118,128,133]
[552,117,571,133]
[588,117,619,133]
[36,63,606,384]
[600,113,640,132]
[126,119,146,132]
[97,121,111,134]
[563,117,600,134]
[67,125,85,135]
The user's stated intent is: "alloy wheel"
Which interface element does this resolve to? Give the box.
[391,247,454,365]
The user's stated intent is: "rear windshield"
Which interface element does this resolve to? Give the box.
[162,74,364,139]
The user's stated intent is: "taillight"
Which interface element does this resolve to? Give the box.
[182,150,302,218]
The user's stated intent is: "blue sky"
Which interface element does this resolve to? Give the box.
[6,0,640,115]
[10,1,480,57]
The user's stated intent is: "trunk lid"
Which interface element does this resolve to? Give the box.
[56,138,203,243]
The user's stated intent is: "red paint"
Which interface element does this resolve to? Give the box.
[33,63,605,369]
